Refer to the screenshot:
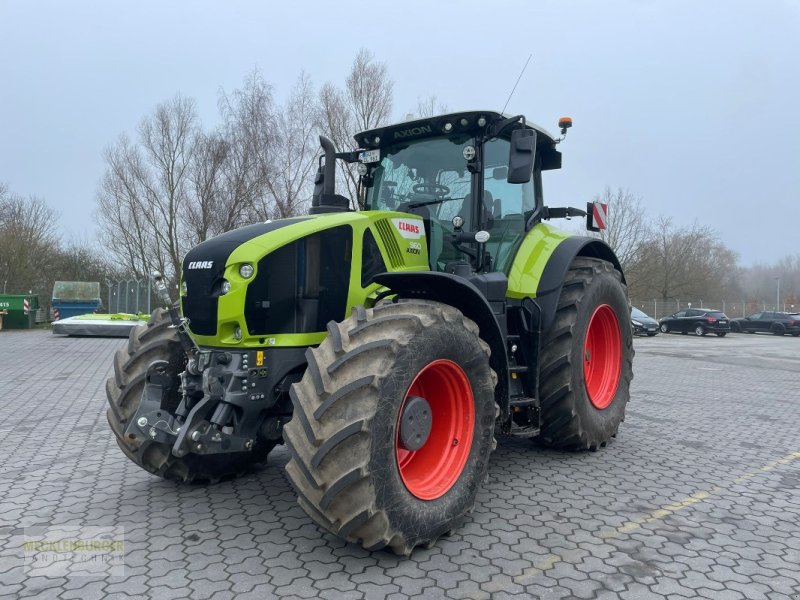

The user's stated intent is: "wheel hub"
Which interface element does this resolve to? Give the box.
[395,359,475,500]
[398,395,432,451]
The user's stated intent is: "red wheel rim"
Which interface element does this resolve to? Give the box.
[583,304,622,409]
[395,359,475,500]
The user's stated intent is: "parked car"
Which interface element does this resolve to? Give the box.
[730,311,800,336]
[659,308,731,336]
[631,307,659,336]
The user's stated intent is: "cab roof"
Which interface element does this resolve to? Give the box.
[354,110,562,170]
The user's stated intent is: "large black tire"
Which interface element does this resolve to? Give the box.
[284,300,497,555]
[537,258,634,451]
[106,308,273,482]
[659,323,670,333]
[772,323,785,336]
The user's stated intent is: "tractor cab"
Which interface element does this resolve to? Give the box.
[354,111,562,274]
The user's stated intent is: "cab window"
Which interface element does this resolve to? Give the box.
[481,137,536,273]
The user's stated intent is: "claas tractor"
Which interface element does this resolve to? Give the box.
[107,110,633,555]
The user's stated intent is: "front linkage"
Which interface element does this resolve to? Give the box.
[123,274,302,459]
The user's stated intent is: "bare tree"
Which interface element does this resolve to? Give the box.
[217,69,276,226]
[414,95,448,118]
[589,187,650,269]
[627,217,738,301]
[260,72,318,219]
[97,95,198,282]
[0,192,60,294]
[185,130,229,242]
[317,49,394,208]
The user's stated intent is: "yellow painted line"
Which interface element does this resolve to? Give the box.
[503,449,800,588]
[512,553,563,585]
[603,486,720,539]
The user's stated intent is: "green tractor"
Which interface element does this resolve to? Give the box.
[108,110,633,555]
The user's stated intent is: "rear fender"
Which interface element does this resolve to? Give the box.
[534,236,624,333]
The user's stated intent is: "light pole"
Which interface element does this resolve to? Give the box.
[775,276,781,311]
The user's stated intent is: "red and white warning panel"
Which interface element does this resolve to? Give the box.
[23,298,30,314]
[586,201,608,232]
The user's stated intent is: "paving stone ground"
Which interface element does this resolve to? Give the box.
[1,329,799,599]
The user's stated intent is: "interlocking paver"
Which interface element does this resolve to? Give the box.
[2,330,800,599]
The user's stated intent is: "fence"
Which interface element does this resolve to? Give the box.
[104,278,156,315]
[631,299,800,320]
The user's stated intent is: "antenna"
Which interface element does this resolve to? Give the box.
[502,53,533,114]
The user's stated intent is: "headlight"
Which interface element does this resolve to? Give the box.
[632,320,642,326]
[239,263,254,279]
[233,326,243,341]
[221,280,231,294]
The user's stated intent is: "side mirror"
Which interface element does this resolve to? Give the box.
[507,129,536,184]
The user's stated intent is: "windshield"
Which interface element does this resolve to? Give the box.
[365,136,474,271]
[365,135,473,224]
[631,307,648,319]
[363,133,537,274]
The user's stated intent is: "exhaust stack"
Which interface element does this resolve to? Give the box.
[309,136,350,214]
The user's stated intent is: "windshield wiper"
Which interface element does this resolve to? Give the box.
[407,197,462,209]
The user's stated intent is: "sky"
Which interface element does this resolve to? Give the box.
[1,0,798,266]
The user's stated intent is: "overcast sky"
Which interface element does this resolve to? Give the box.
[1,0,798,266]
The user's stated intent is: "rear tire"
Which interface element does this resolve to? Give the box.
[106,308,273,482]
[695,325,706,336]
[772,323,785,336]
[537,258,633,451]
[284,300,497,555]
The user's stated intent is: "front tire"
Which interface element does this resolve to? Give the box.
[537,258,634,451]
[660,323,670,333]
[106,308,273,482]
[284,300,497,555]
[716,332,727,337]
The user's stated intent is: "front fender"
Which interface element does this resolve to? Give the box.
[371,272,508,410]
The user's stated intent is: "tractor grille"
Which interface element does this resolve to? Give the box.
[180,219,311,338]
[244,225,353,335]
[374,219,403,268]
[182,266,222,336]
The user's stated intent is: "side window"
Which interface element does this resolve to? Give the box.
[482,138,536,220]
[674,311,686,318]
[481,138,536,273]
[751,312,762,319]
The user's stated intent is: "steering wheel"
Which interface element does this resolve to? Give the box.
[413,183,450,198]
